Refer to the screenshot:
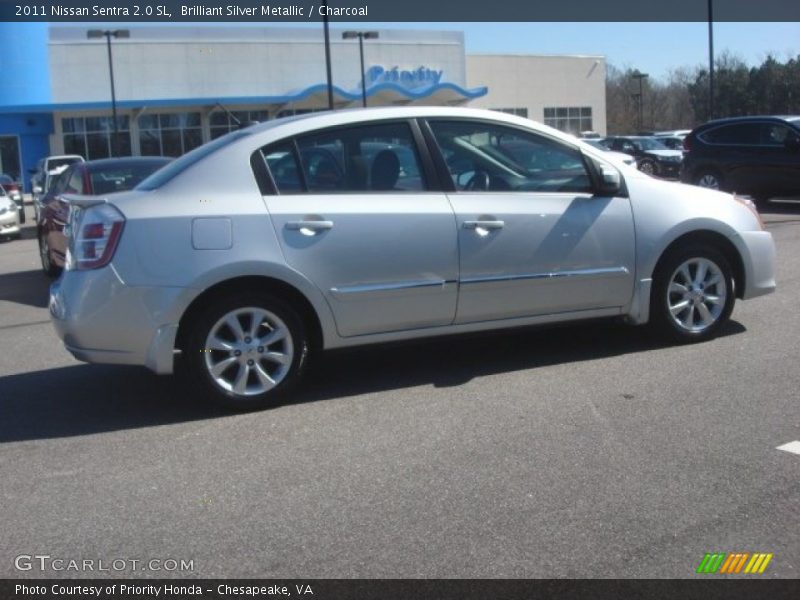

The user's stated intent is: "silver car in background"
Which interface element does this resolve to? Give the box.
[50,107,776,410]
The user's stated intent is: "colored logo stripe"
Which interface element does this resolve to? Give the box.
[719,553,749,573]
[697,552,773,574]
[697,553,726,573]
[744,553,773,574]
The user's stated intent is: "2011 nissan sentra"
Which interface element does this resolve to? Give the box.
[49,107,776,410]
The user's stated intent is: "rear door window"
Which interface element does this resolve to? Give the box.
[700,123,761,145]
[261,122,427,194]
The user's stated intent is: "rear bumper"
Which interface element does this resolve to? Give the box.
[50,266,187,374]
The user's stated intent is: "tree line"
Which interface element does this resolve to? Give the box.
[606,53,800,134]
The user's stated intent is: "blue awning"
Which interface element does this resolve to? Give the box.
[2,81,488,113]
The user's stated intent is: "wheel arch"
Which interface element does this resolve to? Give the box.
[651,229,746,300]
[175,275,326,355]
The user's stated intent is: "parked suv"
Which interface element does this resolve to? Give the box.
[49,107,776,411]
[680,116,800,203]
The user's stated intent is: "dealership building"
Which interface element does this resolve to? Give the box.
[0,24,606,190]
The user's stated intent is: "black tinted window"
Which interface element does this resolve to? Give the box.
[700,124,761,145]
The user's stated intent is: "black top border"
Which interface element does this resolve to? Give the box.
[1,0,800,22]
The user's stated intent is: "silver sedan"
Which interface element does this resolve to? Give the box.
[50,107,776,410]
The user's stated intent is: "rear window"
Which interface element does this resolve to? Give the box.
[90,160,171,195]
[47,157,82,171]
[136,129,254,191]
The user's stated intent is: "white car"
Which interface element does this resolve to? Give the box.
[0,188,21,240]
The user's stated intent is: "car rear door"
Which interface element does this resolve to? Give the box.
[424,119,636,324]
[260,120,459,337]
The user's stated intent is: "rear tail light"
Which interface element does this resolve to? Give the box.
[683,136,692,152]
[66,204,125,270]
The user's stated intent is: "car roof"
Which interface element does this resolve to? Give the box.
[245,106,570,142]
[700,115,800,126]
[81,157,173,170]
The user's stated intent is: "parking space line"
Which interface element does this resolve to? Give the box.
[0,319,52,331]
[776,441,800,455]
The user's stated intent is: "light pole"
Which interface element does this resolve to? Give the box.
[708,0,715,119]
[342,31,379,108]
[632,70,649,132]
[322,0,334,110]
[87,29,130,157]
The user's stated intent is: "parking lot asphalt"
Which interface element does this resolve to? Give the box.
[1,202,798,579]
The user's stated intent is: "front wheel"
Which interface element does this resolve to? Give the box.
[182,292,309,411]
[638,159,658,176]
[650,245,735,343]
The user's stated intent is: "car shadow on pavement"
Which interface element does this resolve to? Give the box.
[0,319,746,443]
[0,269,51,309]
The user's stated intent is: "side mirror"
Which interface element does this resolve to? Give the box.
[597,163,622,196]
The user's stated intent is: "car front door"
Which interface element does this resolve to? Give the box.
[425,119,636,324]
[758,122,800,197]
[261,120,458,337]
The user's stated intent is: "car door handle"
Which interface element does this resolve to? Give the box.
[286,220,334,234]
[463,220,504,230]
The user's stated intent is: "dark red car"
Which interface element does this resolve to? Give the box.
[37,157,171,276]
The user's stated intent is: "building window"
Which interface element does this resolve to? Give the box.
[210,110,270,140]
[492,108,528,118]
[543,107,592,135]
[138,113,203,157]
[62,116,131,160]
[275,108,326,119]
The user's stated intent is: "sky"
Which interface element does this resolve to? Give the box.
[252,21,800,82]
[59,20,800,82]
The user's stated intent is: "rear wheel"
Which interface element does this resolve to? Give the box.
[650,244,735,343]
[694,170,722,190]
[182,292,309,411]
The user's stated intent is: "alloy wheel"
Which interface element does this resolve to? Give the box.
[667,257,727,333]
[639,160,656,175]
[696,173,720,189]
[203,307,294,396]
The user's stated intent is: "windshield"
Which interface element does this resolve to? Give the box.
[137,129,254,191]
[48,157,82,170]
[583,140,606,150]
[634,137,668,151]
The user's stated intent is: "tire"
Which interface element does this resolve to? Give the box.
[694,169,723,190]
[650,244,735,343]
[39,234,62,278]
[182,292,309,411]
[638,159,658,176]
